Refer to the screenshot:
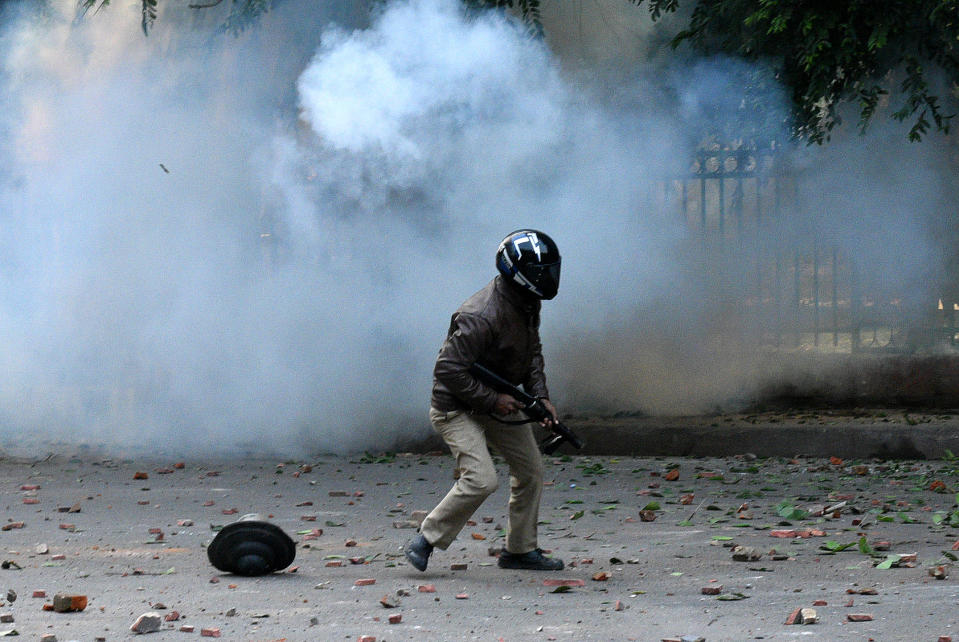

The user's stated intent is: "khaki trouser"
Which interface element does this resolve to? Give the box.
[419,407,544,554]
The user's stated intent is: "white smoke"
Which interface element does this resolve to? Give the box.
[0,0,953,456]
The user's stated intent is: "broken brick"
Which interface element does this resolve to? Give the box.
[388,614,402,624]
[200,628,222,637]
[417,585,436,593]
[354,578,376,586]
[847,614,874,622]
[701,585,722,595]
[663,469,680,481]
[52,594,87,613]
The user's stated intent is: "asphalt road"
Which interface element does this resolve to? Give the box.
[0,448,956,641]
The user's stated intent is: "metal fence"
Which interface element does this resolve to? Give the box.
[658,146,958,354]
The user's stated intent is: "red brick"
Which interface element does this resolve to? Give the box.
[388,614,402,624]
[354,578,376,586]
[200,628,221,637]
[784,608,802,625]
[847,614,874,622]
[417,584,436,593]
[180,625,195,632]
[701,585,723,595]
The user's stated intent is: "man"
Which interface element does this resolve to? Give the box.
[404,229,564,572]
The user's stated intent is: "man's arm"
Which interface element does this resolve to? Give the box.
[433,313,502,414]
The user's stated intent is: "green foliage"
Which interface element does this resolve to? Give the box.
[77,0,272,36]
[641,0,959,143]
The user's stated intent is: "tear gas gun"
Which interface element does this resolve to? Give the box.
[468,362,585,455]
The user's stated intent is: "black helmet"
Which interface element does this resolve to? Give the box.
[495,229,561,300]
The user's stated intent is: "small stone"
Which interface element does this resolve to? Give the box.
[52,594,87,613]
[732,546,762,561]
[130,612,162,634]
[0,616,10,624]
[799,608,817,624]
[847,613,874,622]
[701,585,722,595]
[450,563,468,571]
[392,521,419,529]
[34,544,48,555]
[411,510,428,524]
[354,578,376,586]
[388,614,402,624]
[40,635,56,642]
[379,595,398,608]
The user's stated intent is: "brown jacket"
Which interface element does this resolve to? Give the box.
[431,276,549,413]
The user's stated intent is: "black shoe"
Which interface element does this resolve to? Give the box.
[497,548,564,571]
[404,534,433,572]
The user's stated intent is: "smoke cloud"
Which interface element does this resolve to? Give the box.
[0,0,954,457]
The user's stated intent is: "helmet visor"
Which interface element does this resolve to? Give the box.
[525,261,561,299]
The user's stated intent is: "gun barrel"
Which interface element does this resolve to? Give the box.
[468,362,584,453]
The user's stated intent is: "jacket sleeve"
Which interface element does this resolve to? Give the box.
[523,329,550,401]
[433,312,500,414]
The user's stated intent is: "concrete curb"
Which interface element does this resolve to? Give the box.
[567,420,959,459]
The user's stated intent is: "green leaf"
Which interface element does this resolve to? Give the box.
[821,540,856,552]
[875,554,901,569]
[642,502,661,511]
[858,536,875,556]
[570,510,584,520]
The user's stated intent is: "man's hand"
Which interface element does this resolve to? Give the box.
[493,393,522,416]
[538,398,559,428]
